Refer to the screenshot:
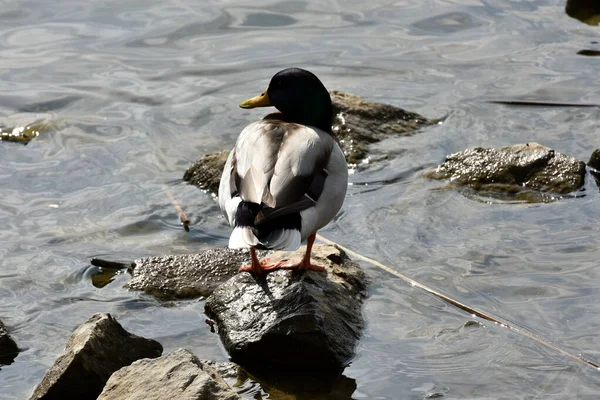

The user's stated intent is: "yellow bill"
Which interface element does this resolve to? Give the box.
[239,88,271,108]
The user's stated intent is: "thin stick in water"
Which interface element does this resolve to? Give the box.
[163,185,190,231]
[315,233,600,371]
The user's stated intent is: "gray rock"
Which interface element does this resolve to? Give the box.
[205,244,367,372]
[125,248,266,300]
[183,151,230,194]
[98,349,241,400]
[30,313,162,400]
[0,318,18,366]
[426,142,586,199]
[330,90,434,164]
[183,91,434,193]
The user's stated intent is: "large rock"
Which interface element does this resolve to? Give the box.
[426,142,586,199]
[98,349,241,400]
[330,90,434,164]
[205,244,367,373]
[0,318,19,366]
[125,248,266,300]
[30,313,162,400]
[183,91,434,193]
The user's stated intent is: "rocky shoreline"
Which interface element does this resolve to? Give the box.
[27,244,366,400]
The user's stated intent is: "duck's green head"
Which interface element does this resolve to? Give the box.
[240,68,333,133]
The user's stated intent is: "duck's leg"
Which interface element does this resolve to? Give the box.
[238,232,326,274]
[278,232,326,272]
[239,248,289,274]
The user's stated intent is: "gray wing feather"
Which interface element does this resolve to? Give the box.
[231,120,333,221]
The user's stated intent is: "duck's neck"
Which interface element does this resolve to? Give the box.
[283,99,333,134]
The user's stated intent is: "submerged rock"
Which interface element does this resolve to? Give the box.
[205,244,367,373]
[183,90,434,193]
[98,348,240,400]
[426,143,586,200]
[0,318,19,366]
[0,120,52,145]
[330,90,434,164]
[30,313,162,400]
[125,248,266,300]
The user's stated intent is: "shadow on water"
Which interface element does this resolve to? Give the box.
[566,0,600,25]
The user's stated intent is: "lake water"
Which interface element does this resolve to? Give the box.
[2,0,600,398]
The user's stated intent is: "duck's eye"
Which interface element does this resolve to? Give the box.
[260,93,265,97]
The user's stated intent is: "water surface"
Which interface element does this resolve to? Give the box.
[1,0,600,398]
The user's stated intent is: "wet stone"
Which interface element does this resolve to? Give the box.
[205,244,367,373]
[0,318,19,367]
[330,90,434,165]
[125,248,267,300]
[98,348,241,400]
[30,313,162,400]
[426,142,586,200]
[0,121,52,145]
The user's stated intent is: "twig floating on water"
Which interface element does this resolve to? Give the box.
[487,100,600,107]
[90,258,133,270]
[163,185,190,232]
[316,234,600,371]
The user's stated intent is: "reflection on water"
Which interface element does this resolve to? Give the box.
[228,365,357,400]
[2,0,600,399]
[411,12,484,35]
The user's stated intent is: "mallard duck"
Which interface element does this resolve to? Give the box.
[218,68,348,274]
